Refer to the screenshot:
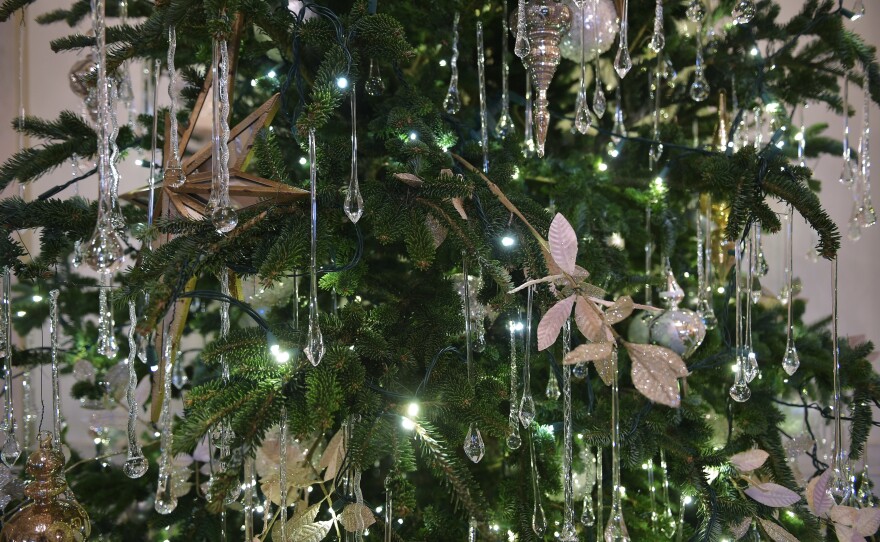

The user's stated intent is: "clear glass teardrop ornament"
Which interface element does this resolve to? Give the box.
[463,423,484,463]
[782,343,800,376]
[593,81,607,119]
[575,89,592,135]
[733,0,757,24]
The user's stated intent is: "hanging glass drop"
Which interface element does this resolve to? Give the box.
[468,517,477,542]
[545,368,560,400]
[649,64,663,169]
[514,0,530,58]
[697,198,717,329]
[278,406,289,539]
[575,0,592,136]
[524,77,536,156]
[743,229,759,382]
[649,0,664,53]
[506,322,522,450]
[519,285,536,427]
[853,0,866,19]
[647,458,657,532]
[477,22,490,173]
[365,59,385,97]
[595,447,604,542]
[243,457,256,541]
[496,0,514,139]
[830,257,852,503]
[345,90,364,223]
[729,240,751,402]
[210,39,238,234]
[613,0,632,78]
[154,333,178,514]
[305,128,324,366]
[733,0,757,24]
[123,301,148,478]
[461,253,485,464]
[0,268,18,467]
[384,475,393,542]
[686,0,705,23]
[97,274,118,359]
[581,445,596,526]
[782,206,800,376]
[858,83,877,228]
[604,348,630,542]
[48,291,64,451]
[443,12,461,115]
[593,72,607,119]
[689,25,710,102]
[658,450,676,537]
[840,76,858,183]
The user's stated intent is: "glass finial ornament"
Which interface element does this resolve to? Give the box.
[443,12,461,115]
[649,0,664,53]
[461,254,484,464]
[514,0,572,157]
[0,432,90,542]
[305,128,324,366]
[165,25,185,188]
[686,0,706,23]
[519,285,537,427]
[496,0,514,139]
[123,301,148,478]
[649,259,706,358]
[613,0,632,78]
[604,348,631,542]
[209,38,238,234]
[364,59,385,97]
[345,89,364,223]
[733,0,756,24]
[689,25,710,103]
[506,322,522,450]
[781,206,800,376]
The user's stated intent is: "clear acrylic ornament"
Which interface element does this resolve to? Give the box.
[443,13,462,115]
[649,0,664,53]
[506,322,522,450]
[365,59,386,97]
[496,0,514,139]
[461,254,484,463]
[305,128,324,366]
[733,0,757,24]
[519,285,537,427]
[613,0,632,78]
[515,0,530,58]
[604,348,630,542]
[123,301,148,478]
[345,90,364,223]
[477,22,490,173]
[560,321,578,542]
[529,430,547,536]
[782,206,800,375]
[165,26,185,188]
[209,39,238,234]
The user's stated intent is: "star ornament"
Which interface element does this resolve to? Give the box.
[512,213,689,408]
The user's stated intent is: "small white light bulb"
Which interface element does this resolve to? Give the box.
[336,76,349,89]
[407,402,420,417]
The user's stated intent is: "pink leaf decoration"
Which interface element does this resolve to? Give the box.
[451,197,468,220]
[624,342,688,407]
[564,343,614,365]
[855,507,880,536]
[831,505,859,527]
[806,469,834,517]
[605,296,634,324]
[537,295,576,351]
[548,213,578,275]
[730,449,769,473]
[835,524,866,542]
[744,482,801,508]
[575,296,609,343]
[757,518,800,542]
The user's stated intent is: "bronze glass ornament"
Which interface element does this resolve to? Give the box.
[513,0,572,157]
[1,432,90,542]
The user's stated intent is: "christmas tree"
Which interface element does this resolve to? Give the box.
[0,0,879,540]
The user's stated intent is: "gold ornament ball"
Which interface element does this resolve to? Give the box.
[0,433,90,542]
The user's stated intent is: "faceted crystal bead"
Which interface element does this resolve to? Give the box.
[733,0,757,24]
[123,455,149,478]
[686,0,706,23]
[593,83,607,119]
[211,206,238,234]
[690,72,710,102]
[506,429,522,450]
[463,423,485,463]
[729,380,751,402]
[518,394,536,427]
[545,372,560,400]
[782,343,800,376]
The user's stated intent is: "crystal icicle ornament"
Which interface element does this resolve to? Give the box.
[840,74,857,186]
[649,64,664,169]
[649,0,664,53]
[733,0,756,24]
[560,321,578,542]
[545,368,560,400]
[165,25,185,188]
[210,39,238,234]
[743,230,759,382]
[477,22,490,173]
[647,458,657,532]
[514,0,530,58]
[697,198,717,329]
[524,77,536,156]
[468,517,477,542]
[782,206,800,376]
[658,450,676,537]
[613,0,632,78]
[49,292,64,452]
[345,90,364,223]
[0,268,19,466]
[595,447,604,542]
[278,406,289,539]
[830,257,852,503]
[529,430,547,536]
[243,457,256,540]
[581,446,596,526]
[364,58,385,97]
[729,241,752,402]
[305,128,324,366]
[689,25,710,103]
[154,333,178,514]
[496,0,514,139]
[443,12,461,115]
[384,475,393,542]
[216,269,240,504]
[604,348,631,542]
[506,322,522,450]
[123,301,148,478]
[519,285,537,427]
[858,86,877,228]
[97,274,118,359]
[461,254,485,464]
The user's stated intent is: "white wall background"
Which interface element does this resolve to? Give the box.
[0,0,878,478]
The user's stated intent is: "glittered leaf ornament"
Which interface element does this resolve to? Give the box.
[339,503,376,532]
[730,449,769,472]
[757,518,801,542]
[744,482,801,507]
[624,341,688,407]
[548,212,578,274]
[563,342,614,364]
[319,428,345,482]
[537,295,576,350]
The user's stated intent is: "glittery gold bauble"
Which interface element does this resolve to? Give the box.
[0,433,90,542]
[513,0,572,157]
